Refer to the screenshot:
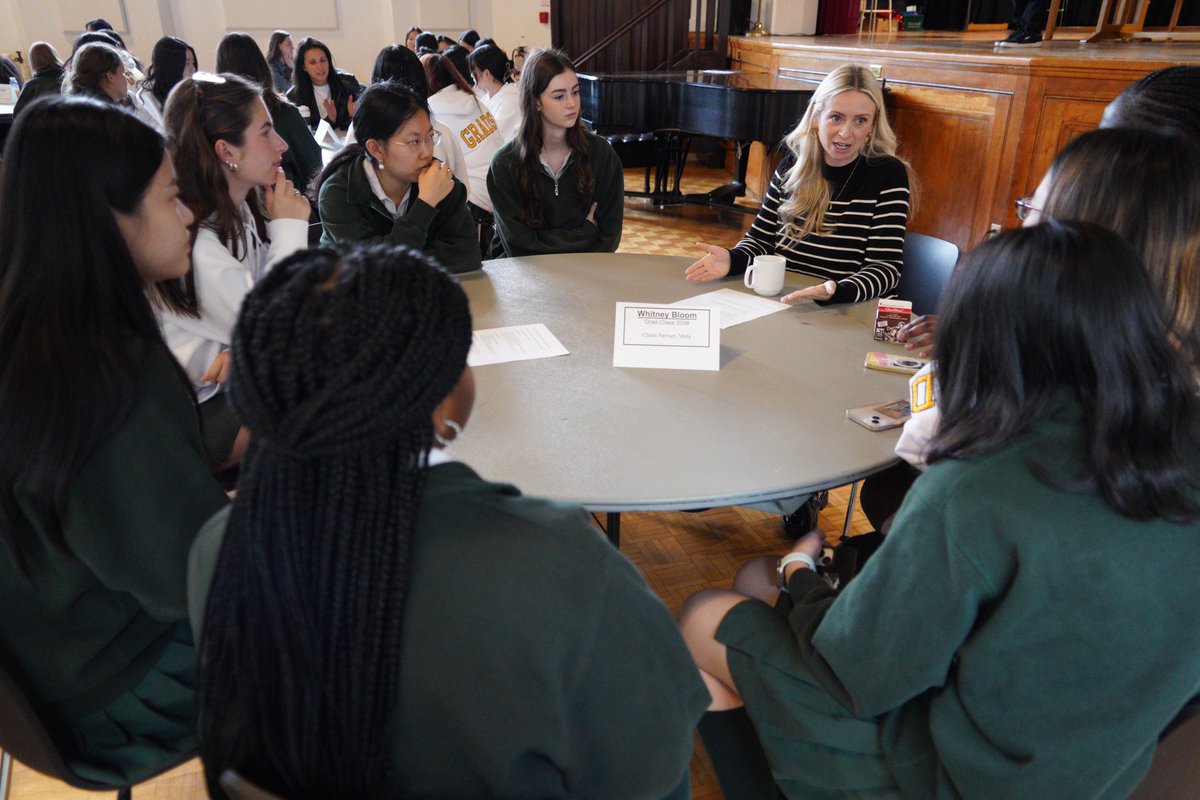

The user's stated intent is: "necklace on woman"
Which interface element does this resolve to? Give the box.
[830,156,861,204]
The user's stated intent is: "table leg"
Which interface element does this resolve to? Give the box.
[605,512,621,548]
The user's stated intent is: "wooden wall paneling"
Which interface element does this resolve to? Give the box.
[1005,73,1132,227]
[888,84,1009,248]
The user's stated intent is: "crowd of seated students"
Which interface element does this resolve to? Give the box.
[1,22,1199,797]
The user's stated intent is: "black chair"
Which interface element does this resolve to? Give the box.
[895,232,960,317]
[0,654,187,800]
[469,203,496,261]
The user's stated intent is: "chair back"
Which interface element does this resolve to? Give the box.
[1126,698,1200,799]
[0,655,112,791]
[895,232,959,317]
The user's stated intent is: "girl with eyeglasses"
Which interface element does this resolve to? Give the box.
[312,81,481,273]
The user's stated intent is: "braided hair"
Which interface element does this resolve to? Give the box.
[197,243,473,798]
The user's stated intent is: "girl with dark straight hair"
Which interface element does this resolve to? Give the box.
[189,242,707,799]
[158,73,310,465]
[313,81,480,271]
[286,37,358,131]
[0,95,228,784]
[681,221,1200,800]
[487,48,624,256]
[216,32,322,189]
[139,35,198,124]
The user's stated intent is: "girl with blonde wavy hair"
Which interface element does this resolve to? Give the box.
[685,63,914,304]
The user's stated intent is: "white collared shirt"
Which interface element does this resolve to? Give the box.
[362,159,415,217]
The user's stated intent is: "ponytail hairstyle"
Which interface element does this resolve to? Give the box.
[467,43,510,85]
[0,96,188,577]
[197,242,473,798]
[146,36,198,107]
[929,221,1200,522]
[62,41,123,101]
[513,48,593,229]
[423,52,475,98]
[157,73,268,317]
[777,63,913,239]
[311,81,429,199]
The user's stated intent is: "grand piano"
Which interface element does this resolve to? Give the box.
[578,70,814,210]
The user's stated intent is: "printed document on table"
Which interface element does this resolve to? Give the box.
[670,288,789,329]
[468,323,569,367]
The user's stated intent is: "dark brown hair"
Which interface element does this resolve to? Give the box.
[158,73,268,316]
[513,48,593,228]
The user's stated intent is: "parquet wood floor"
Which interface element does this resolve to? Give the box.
[6,165,877,800]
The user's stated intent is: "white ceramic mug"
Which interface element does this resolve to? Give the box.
[744,255,786,296]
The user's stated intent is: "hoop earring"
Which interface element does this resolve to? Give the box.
[434,419,463,447]
[224,160,239,173]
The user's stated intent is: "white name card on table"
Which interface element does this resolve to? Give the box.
[613,302,720,371]
[468,323,569,367]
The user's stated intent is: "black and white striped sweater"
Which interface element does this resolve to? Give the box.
[729,154,910,304]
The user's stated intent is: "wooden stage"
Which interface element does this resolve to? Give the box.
[729,31,1200,252]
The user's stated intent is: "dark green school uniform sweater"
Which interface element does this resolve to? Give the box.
[0,347,228,770]
[317,152,482,274]
[719,404,1200,799]
[272,100,322,191]
[189,461,708,798]
[487,133,624,257]
[12,66,64,116]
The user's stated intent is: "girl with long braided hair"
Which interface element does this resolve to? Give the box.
[189,243,708,799]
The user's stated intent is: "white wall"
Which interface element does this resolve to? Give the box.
[0,0,554,83]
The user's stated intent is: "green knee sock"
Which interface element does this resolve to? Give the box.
[697,707,781,799]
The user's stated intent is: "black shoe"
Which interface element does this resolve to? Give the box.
[782,491,829,539]
[996,30,1042,45]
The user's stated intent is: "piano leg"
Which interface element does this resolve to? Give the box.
[685,140,758,214]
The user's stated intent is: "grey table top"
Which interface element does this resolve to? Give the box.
[453,252,914,512]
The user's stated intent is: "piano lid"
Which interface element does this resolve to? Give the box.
[578,70,814,147]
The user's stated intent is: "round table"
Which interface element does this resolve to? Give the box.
[454,253,914,540]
